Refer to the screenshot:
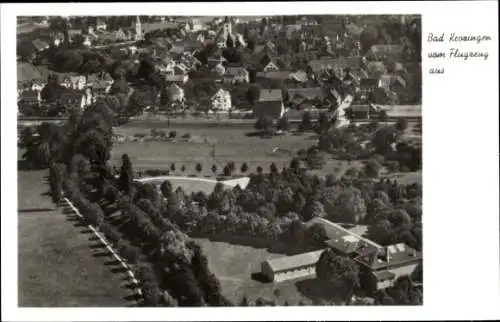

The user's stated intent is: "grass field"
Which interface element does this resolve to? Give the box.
[194,238,319,305]
[113,125,365,180]
[18,170,134,307]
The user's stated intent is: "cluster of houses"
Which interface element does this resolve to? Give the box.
[19,15,421,120]
[261,217,422,293]
[17,69,115,113]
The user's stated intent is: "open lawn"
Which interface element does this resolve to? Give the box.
[113,125,363,180]
[193,238,323,306]
[18,170,134,307]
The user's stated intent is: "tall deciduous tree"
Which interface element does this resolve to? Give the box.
[119,154,134,195]
[316,249,360,303]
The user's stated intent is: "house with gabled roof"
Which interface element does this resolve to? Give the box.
[287,87,325,106]
[223,67,250,84]
[256,70,292,81]
[355,243,422,293]
[166,83,185,103]
[210,87,232,112]
[261,250,324,282]
[309,56,363,74]
[254,89,285,120]
[364,44,405,61]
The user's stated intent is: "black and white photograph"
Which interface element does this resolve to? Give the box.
[15,13,424,308]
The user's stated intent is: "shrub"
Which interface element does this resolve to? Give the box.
[211,164,217,174]
[170,163,176,172]
[181,165,186,173]
[196,163,203,173]
[182,132,191,139]
[168,130,177,139]
[256,166,263,174]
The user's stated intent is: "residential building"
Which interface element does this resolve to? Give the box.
[212,63,226,76]
[68,28,83,43]
[364,44,405,61]
[355,243,422,293]
[262,58,287,72]
[210,88,232,111]
[96,17,107,31]
[365,61,388,78]
[289,70,309,83]
[359,78,382,98]
[207,52,227,67]
[165,74,189,84]
[260,250,324,282]
[19,90,41,107]
[32,39,50,53]
[256,71,291,81]
[288,87,325,107]
[379,74,407,92]
[348,102,380,120]
[254,89,285,120]
[305,217,384,254]
[60,75,86,90]
[56,90,87,110]
[166,84,185,103]
[309,57,363,74]
[378,105,422,120]
[223,67,250,84]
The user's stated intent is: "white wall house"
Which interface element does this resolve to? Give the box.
[210,88,232,111]
[263,61,280,72]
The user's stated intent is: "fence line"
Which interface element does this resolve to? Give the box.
[62,197,144,304]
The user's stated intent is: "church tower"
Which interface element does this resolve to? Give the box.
[135,15,142,40]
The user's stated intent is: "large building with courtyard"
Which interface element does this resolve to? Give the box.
[260,217,422,290]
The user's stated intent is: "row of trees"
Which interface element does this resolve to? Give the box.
[20,95,232,306]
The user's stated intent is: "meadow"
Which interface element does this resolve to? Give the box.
[18,169,133,307]
[112,125,364,180]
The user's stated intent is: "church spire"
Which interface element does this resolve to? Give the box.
[135,15,142,40]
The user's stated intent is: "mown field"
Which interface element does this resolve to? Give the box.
[18,169,133,307]
[112,125,365,180]
[193,238,318,305]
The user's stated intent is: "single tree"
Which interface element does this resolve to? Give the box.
[196,163,203,174]
[316,249,360,303]
[301,111,312,131]
[270,162,278,175]
[170,163,176,172]
[241,162,249,173]
[181,165,186,173]
[211,164,217,175]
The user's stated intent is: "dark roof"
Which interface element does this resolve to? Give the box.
[258,89,282,102]
[263,250,324,273]
[355,243,422,270]
[309,57,363,73]
[287,87,324,101]
[20,90,39,100]
[373,270,396,281]
[169,45,185,54]
[225,67,248,77]
[254,100,284,120]
[142,22,179,34]
[360,78,379,88]
[256,71,291,80]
